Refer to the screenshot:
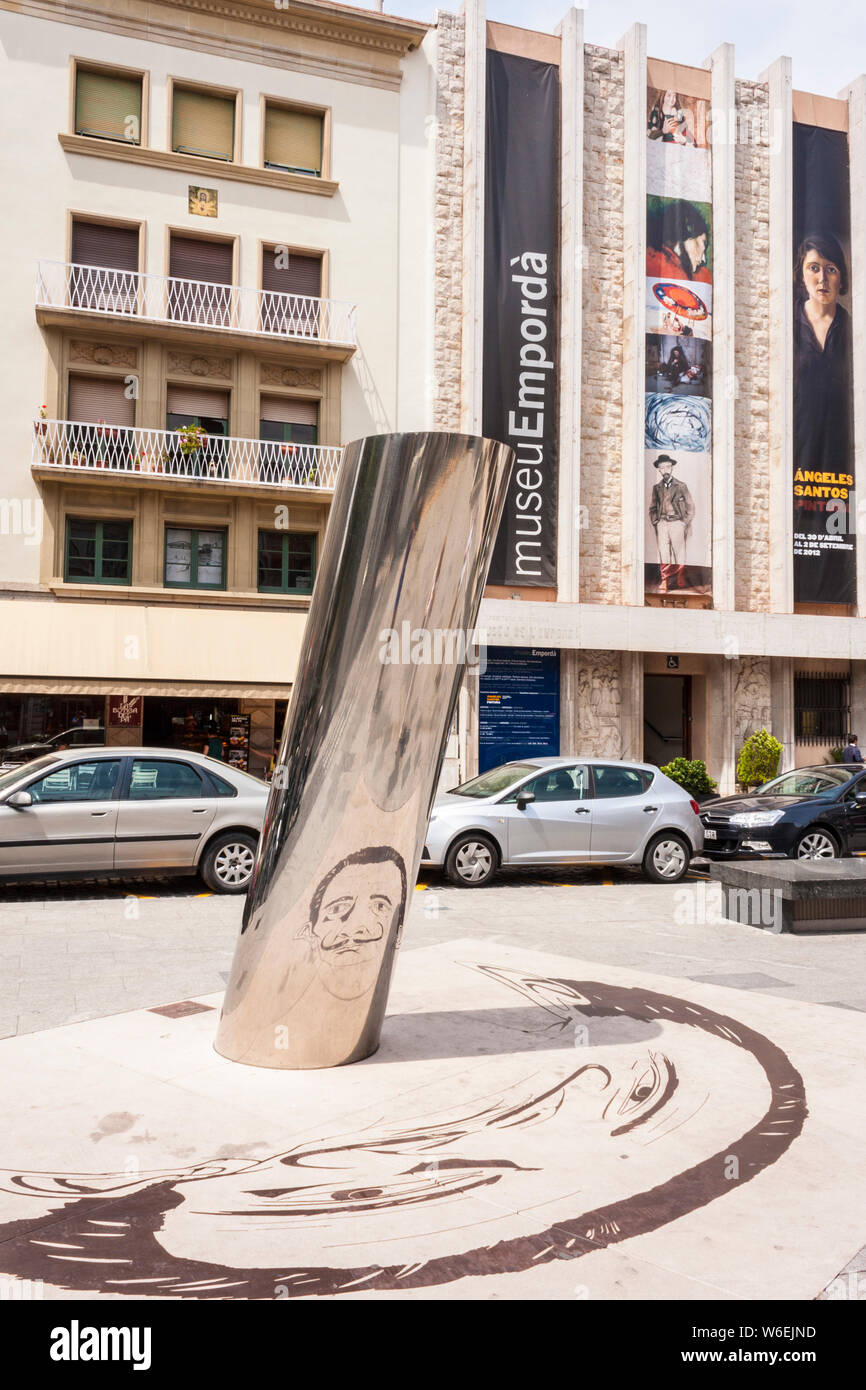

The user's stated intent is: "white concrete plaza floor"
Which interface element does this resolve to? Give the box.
[1,872,865,1301]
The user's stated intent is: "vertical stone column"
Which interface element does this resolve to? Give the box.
[618,22,647,607]
[840,75,866,617]
[849,661,866,745]
[706,43,736,613]
[556,6,584,604]
[761,57,794,614]
[461,0,486,435]
[620,650,644,762]
[711,656,736,794]
[559,646,580,753]
[770,657,795,773]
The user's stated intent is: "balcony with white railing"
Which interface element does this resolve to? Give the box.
[35,261,358,359]
[32,419,343,493]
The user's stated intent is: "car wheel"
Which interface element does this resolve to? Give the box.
[642,831,690,884]
[445,834,498,888]
[201,832,258,893]
[791,828,839,861]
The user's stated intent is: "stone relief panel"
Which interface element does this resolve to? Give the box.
[577,650,622,757]
[68,342,136,368]
[166,352,232,380]
[733,656,772,753]
[260,364,322,390]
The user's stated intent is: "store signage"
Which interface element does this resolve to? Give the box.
[108,695,142,727]
[792,124,855,604]
[482,49,559,587]
[478,646,560,773]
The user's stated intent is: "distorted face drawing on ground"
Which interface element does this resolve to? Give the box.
[300,846,407,1000]
[0,966,807,1298]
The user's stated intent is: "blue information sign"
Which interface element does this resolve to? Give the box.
[478,647,560,773]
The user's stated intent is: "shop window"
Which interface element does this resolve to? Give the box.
[75,67,142,145]
[263,103,323,176]
[171,85,235,161]
[257,530,315,595]
[164,527,226,590]
[65,518,132,585]
[794,674,850,744]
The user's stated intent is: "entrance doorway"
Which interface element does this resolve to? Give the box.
[644,675,691,766]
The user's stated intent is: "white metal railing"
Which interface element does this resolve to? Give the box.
[35,261,358,348]
[32,420,342,491]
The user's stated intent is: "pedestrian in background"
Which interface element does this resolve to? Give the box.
[841,733,863,764]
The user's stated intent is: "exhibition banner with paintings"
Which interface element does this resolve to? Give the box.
[792,123,855,605]
[644,88,713,598]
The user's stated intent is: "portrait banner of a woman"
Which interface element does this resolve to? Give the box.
[792,124,856,605]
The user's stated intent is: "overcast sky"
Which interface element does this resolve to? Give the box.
[388,0,865,95]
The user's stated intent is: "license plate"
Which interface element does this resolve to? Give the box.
[704,828,717,840]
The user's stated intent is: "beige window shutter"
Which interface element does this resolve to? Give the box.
[166,385,230,418]
[172,88,235,161]
[68,375,135,426]
[264,105,323,175]
[75,71,142,143]
[259,395,319,426]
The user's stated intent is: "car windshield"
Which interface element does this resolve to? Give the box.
[448,763,539,798]
[757,767,854,798]
[0,754,59,793]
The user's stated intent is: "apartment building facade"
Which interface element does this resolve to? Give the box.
[0,0,431,775]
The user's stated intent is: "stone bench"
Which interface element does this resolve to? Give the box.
[707,860,866,934]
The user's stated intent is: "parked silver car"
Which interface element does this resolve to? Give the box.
[0,747,269,893]
[422,757,704,886]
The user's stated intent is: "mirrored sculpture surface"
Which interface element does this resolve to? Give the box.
[215,432,514,1068]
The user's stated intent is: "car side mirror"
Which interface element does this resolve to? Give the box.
[516,790,535,811]
[854,791,866,805]
[6,790,32,809]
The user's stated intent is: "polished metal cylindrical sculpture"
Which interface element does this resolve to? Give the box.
[216,432,514,1068]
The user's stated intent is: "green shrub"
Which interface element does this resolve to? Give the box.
[659,757,717,796]
[736,728,782,788]
[827,747,844,764]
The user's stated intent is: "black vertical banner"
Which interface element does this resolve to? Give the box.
[792,124,855,604]
[483,50,559,587]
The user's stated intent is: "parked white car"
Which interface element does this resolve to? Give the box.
[0,747,269,893]
[422,757,704,886]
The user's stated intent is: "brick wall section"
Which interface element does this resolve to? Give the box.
[580,45,625,604]
[432,10,465,430]
[733,79,771,611]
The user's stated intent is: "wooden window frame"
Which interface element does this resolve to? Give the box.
[64,516,133,587]
[168,77,242,164]
[66,211,145,275]
[164,525,228,591]
[69,57,149,147]
[257,528,317,596]
[259,95,331,180]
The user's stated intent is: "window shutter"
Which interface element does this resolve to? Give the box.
[67,375,135,426]
[259,395,318,426]
[75,70,142,143]
[71,221,138,271]
[264,105,323,174]
[262,248,322,298]
[172,88,235,161]
[169,236,233,285]
[166,385,229,418]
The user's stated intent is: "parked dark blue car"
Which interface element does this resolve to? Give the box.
[700,765,866,860]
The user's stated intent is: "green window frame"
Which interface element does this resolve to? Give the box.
[164,526,227,591]
[64,518,132,586]
[257,530,316,596]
